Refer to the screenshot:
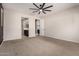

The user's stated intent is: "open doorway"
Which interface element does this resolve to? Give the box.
[21,17,29,39]
[35,19,40,36]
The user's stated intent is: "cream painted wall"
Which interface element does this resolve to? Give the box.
[44,6,79,43]
[4,9,22,41]
[3,9,35,41]
[40,19,44,36]
[29,17,35,37]
[4,8,44,41]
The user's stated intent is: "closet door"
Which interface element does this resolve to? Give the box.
[0,3,3,44]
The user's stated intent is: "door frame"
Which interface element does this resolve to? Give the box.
[21,17,29,39]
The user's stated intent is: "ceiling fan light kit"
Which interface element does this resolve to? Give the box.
[30,3,53,14]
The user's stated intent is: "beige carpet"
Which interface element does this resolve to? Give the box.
[0,36,79,56]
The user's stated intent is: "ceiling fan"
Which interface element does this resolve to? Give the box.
[30,3,53,14]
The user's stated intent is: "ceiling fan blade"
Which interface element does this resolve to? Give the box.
[38,11,41,14]
[41,3,45,9]
[29,8,38,10]
[43,5,53,10]
[33,3,40,9]
[44,10,52,11]
[42,11,46,14]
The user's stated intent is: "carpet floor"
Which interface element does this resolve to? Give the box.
[0,36,79,56]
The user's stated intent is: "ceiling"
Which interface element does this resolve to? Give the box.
[3,3,79,18]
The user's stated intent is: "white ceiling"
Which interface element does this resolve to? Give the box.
[3,3,79,18]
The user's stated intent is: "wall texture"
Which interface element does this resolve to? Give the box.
[3,9,35,41]
[44,6,79,43]
[3,8,44,41]
[4,9,22,41]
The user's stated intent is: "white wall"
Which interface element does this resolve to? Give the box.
[4,8,44,41]
[44,6,79,43]
[40,19,44,36]
[3,9,36,41]
[4,9,22,41]
[29,17,35,37]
